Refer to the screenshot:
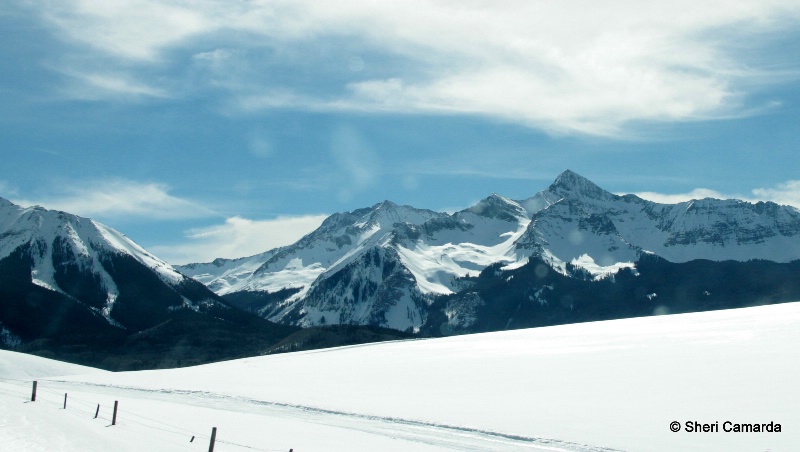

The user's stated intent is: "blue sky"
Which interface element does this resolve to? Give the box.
[2,1,799,264]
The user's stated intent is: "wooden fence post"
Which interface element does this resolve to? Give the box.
[208,427,217,452]
[63,393,68,409]
[112,400,119,426]
[30,381,37,402]
[94,404,100,419]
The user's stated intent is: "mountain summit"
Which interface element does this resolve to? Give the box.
[547,169,615,201]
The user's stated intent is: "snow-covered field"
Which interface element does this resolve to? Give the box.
[2,302,799,451]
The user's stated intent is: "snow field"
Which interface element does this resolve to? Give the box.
[1,366,576,451]
[3,301,800,451]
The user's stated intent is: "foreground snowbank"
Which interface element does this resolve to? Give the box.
[3,302,799,451]
[0,351,107,380]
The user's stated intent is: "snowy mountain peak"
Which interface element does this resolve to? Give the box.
[0,199,190,311]
[548,169,615,202]
[374,199,397,209]
[361,200,442,229]
[465,193,527,221]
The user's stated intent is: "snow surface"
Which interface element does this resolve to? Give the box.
[3,302,799,451]
[0,353,107,380]
[396,215,531,295]
[179,252,278,294]
[569,254,637,280]
[92,221,185,285]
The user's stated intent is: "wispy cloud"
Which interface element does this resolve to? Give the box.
[151,214,328,264]
[634,180,800,209]
[26,0,800,136]
[56,68,170,100]
[13,179,214,220]
[37,0,213,62]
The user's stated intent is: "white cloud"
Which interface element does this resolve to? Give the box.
[28,0,800,135]
[151,214,328,264]
[38,0,212,62]
[751,180,800,208]
[13,179,213,220]
[634,180,800,209]
[633,189,729,204]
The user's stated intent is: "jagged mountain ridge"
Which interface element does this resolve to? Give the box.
[180,170,800,331]
[517,170,800,274]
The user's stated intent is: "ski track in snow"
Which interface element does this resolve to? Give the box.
[43,379,620,452]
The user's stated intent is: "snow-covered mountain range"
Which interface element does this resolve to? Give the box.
[3,169,800,362]
[179,170,800,331]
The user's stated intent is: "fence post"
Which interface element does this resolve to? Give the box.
[94,404,100,419]
[112,400,119,426]
[208,427,217,452]
[64,393,68,409]
[31,381,37,402]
